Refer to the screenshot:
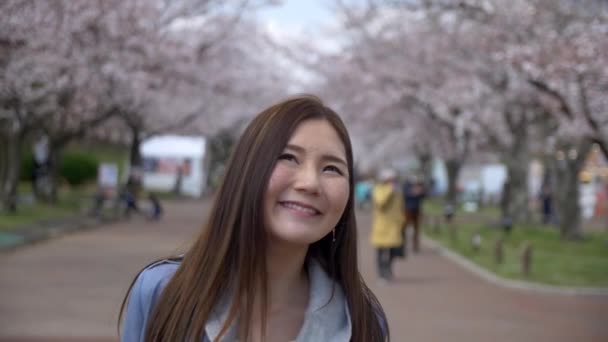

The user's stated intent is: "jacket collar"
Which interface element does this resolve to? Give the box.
[205,259,352,341]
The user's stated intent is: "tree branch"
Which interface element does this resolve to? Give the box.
[576,74,607,159]
[145,111,201,138]
[52,108,118,146]
[399,94,455,131]
[527,78,574,120]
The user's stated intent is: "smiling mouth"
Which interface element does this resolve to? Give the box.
[278,201,322,216]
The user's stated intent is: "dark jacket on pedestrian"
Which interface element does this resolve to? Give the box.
[403,181,426,211]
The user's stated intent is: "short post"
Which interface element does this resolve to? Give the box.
[443,203,454,224]
[521,242,533,277]
[502,216,513,235]
[494,238,504,265]
[471,230,482,252]
[449,222,458,243]
[433,216,441,234]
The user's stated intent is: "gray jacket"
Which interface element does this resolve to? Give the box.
[121,259,360,341]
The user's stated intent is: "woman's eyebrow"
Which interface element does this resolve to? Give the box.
[285,144,347,167]
[285,144,305,153]
[322,154,347,167]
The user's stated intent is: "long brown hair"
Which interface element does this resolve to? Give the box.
[119,95,388,341]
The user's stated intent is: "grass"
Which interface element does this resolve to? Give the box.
[423,199,608,287]
[0,185,93,231]
[1,142,130,231]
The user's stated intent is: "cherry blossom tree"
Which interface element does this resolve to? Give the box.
[308,1,480,205]
[310,0,605,237]
[0,0,72,210]
[434,0,607,236]
[0,0,283,210]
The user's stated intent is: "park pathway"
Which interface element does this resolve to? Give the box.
[1,199,606,341]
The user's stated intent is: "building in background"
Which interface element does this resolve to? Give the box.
[140,135,208,198]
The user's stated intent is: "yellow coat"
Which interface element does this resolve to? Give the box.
[371,183,405,248]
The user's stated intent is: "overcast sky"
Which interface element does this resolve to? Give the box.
[257,0,334,34]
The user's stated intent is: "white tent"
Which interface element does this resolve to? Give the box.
[140,135,208,198]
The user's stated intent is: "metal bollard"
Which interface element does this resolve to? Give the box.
[471,230,482,252]
[433,216,441,234]
[521,243,533,277]
[494,238,504,265]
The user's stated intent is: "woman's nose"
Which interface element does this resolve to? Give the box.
[293,163,320,194]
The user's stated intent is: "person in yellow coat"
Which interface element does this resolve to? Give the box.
[371,168,405,281]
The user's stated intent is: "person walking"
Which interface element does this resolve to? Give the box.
[403,176,426,253]
[371,168,404,282]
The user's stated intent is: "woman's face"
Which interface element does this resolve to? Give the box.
[264,119,350,246]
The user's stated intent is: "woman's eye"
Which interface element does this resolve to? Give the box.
[278,153,297,163]
[324,165,343,175]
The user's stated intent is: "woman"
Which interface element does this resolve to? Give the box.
[119,95,388,341]
[371,169,404,282]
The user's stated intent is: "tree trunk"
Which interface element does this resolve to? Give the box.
[417,151,433,189]
[129,128,142,169]
[0,132,8,203]
[445,158,462,205]
[508,165,529,222]
[503,156,531,224]
[44,141,64,204]
[553,140,592,240]
[3,131,25,213]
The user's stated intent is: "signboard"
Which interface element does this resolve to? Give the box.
[98,163,119,188]
[142,157,192,176]
[33,136,49,165]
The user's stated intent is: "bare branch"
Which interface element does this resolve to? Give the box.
[527,78,574,120]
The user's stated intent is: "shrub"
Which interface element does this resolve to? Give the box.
[60,152,99,186]
[20,153,35,181]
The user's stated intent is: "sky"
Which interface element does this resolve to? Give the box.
[257,0,334,34]
[256,0,345,87]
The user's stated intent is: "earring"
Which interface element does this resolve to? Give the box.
[332,229,336,242]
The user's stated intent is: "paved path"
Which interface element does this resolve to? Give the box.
[1,200,606,341]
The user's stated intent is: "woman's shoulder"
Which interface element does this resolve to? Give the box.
[370,297,389,340]
[121,258,182,341]
[143,258,181,277]
[135,258,181,295]
[129,258,182,310]
[375,308,389,340]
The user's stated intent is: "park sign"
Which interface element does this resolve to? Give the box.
[98,163,119,189]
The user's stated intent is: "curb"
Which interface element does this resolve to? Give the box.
[0,216,120,253]
[423,236,608,296]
